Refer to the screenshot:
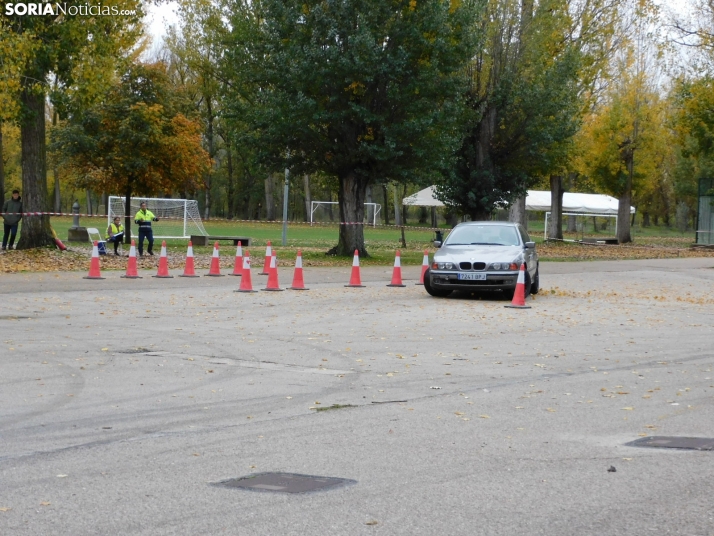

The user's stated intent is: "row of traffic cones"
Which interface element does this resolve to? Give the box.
[85,239,309,291]
[86,241,530,306]
[87,239,426,288]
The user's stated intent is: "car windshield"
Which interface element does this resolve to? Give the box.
[445,225,521,247]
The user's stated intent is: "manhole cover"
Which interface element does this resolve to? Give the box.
[625,436,714,451]
[216,472,356,494]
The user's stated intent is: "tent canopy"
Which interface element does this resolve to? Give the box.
[402,186,635,214]
[402,186,444,207]
[526,190,635,215]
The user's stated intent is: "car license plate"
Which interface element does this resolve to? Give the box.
[458,272,486,281]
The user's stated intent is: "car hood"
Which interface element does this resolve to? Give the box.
[434,244,524,263]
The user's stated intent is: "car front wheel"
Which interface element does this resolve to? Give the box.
[423,268,453,298]
[531,265,539,295]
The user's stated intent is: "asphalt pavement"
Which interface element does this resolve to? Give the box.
[1,258,713,535]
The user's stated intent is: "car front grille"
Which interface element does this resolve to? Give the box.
[459,262,486,271]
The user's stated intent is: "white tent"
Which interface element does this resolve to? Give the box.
[525,190,635,215]
[403,187,635,214]
[402,186,444,207]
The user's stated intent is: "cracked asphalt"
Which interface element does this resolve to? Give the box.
[1,258,713,535]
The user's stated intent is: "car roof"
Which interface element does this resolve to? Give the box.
[454,221,518,227]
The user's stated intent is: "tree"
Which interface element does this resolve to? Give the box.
[223,0,481,256]
[52,62,211,240]
[165,0,226,220]
[434,0,587,222]
[0,2,143,248]
[574,6,665,243]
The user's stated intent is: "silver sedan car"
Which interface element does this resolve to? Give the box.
[424,221,539,298]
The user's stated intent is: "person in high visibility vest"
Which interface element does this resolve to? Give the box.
[106,216,125,256]
[134,202,159,256]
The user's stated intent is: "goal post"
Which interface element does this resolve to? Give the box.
[108,196,208,239]
[310,201,382,227]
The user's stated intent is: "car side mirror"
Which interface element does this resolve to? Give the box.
[525,241,535,249]
[433,240,442,248]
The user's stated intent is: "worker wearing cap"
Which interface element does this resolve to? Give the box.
[134,202,159,256]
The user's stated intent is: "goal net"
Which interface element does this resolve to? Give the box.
[310,201,382,227]
[108,196,208,239]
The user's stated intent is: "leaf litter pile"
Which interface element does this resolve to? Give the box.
[1,238,713,274]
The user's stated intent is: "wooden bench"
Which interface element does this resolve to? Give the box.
[190,235,252,247]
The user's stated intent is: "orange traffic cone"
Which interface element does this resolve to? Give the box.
[153,241,173,278]
[236,250,257,293]
[417,250,429,285]
[83,241,105,280]
[289,250,309,290]
[505,263,531,309]
[179,241,199,277]
[387,250,406,287]
[206,241,223,276]
[345,250,365,287]
[263,252,284,291]
[121,240,142,279]
[260,241,273,275]
[231,241,243,276]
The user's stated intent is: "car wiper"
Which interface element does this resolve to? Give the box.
[470,242,502,245]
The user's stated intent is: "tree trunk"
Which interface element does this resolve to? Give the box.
[265,174,275,220]
[401,183,408,225]
[303,174,311,222]
[642,212,650,227]
[327,188,334,221]
[509,195,527,228]
[52,110,61,212]
[617,191,632,243]
[17,89,53,249]
[0,122,5,204]
[365,184,373,225]
[566,173,577,232]
[124,180,133,243]
[329,171,368,256]
[418,206,428,224]
[617,157,633,243]
[86,189,93,216]
[393,184,401,226]
[203,97,215,221]
[382,184,390,225]
[226,144,235,219]
[547,175,564,239]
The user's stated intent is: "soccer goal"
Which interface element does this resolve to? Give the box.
[310,201,382,227]
[108,196,208,239]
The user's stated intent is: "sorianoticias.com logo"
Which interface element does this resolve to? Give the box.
[4,2,137,16]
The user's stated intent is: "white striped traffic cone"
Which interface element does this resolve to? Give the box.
[83,241,105,280]
[179,241,199,277]
[345,250,365,287]
[289,250,308,290]
[260,241,272,275]
[505,263,531,309]
[417,250,429,285]
[231,241,243,276]
[387,250,406,287]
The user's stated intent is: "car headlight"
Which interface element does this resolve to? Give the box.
[488,262,519,271]
[432,262,455,270]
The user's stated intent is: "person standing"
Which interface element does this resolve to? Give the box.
[134,201,159,256]
[2,189,22,251]
[106,216,125,256]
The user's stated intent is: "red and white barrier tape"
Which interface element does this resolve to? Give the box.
[0,212,442,231]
